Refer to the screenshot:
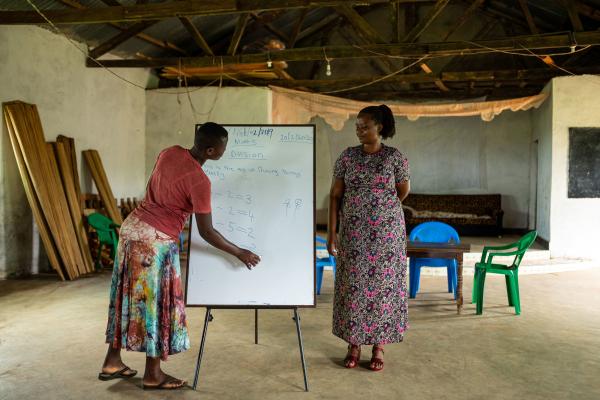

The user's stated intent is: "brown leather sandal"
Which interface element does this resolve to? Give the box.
[344,345,361,369]
[369,345,384,372]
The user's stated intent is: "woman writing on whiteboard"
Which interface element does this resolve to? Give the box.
[328,105,410,372]
[99,122,261,390]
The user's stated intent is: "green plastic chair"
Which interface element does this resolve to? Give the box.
[87,212,120,270]
[472,231,537,315]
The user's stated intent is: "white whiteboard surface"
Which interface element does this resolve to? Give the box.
[185,125,315,307]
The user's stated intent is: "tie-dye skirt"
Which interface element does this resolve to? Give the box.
[105,215,189,360]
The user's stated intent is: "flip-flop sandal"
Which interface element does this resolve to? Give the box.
[98,366,137,381]
[142,378,187,390]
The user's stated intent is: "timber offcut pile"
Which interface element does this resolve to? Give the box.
[3,101,95,280]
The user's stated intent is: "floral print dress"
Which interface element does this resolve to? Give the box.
[332,144,410,345]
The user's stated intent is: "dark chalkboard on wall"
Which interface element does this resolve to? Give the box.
[569,128,600,198]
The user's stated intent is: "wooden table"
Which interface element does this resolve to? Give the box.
[407,241,472,314]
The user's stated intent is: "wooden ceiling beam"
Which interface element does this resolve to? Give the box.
[483,1,555,32]
[0,1,395,25]
[392,1,401,43]
[336,5,387,43]
[89,20,157,58]
[442,0,485,41]
[227,13,250,56]
[295,13,341,43]
[162,66,600,88]
[337,24,394,76]
[179,17,214,55]
[57,0,187,55]
[576,1,600,22]
[403,0,450,42]
[288,9,309,48]
[249,13,289,43]
[343,86,543,100]
[561,0,584,31]
[517,0,539,34]
[86,30,600,68]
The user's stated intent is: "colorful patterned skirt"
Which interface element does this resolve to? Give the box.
[105,215,189,360]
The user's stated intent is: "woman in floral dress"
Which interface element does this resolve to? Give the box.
[328,105,411,371]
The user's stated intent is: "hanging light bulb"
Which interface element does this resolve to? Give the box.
[323,47,332,76]
[267,51,273,68]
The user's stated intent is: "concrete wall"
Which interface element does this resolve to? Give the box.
[0,26,149,278]
[531,84,553,241]
[316,111,533,229]
[549,75,600,259]
[145,87,271,177]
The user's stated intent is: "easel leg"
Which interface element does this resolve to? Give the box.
[193,308,213,391]
[293,308,309,392]
[255,308,258,344]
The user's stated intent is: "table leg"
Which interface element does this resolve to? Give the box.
[457,254,463,314]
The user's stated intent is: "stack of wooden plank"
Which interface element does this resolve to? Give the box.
[3,101,95,280]
[120,197,140,220]
[83,150,123,225]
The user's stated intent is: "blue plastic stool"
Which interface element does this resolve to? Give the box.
[316,236,336,295]
[409,221,460,299]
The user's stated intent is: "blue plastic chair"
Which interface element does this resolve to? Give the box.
[409,221,460,299]
[316,236,336,295]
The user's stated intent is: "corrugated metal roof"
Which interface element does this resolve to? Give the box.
[1,0,317,57]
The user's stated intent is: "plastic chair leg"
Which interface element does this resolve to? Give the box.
[472,269,479,304]
[446,266,454,293]
[505,275,514,306]
[316,266,324,295]
[452,260,458,294]
[414,266,422,294]
[451,266,458,300]
[513,272,521,315]
[409,261,417,298]
[476,270,486,315]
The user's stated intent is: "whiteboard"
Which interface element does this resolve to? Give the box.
[185,125,315,307]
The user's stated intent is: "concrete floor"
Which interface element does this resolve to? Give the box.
[1,267,600,400]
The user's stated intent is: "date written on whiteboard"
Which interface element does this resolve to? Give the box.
[231,126,274,140]
[282,198,303,217]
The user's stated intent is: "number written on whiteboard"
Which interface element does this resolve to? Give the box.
[227,221,255,239]
[282,198,303,217]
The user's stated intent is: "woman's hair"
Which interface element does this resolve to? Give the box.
[358,104,396,139]
[194,122,228,149]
